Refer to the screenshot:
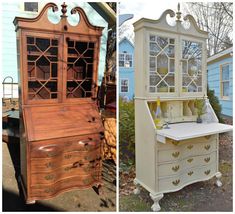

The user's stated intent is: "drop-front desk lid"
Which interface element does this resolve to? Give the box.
[156,122,233,143]
[23,103,104,142]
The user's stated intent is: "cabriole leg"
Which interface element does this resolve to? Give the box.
[133,178,140,195]
[150,193,164,212]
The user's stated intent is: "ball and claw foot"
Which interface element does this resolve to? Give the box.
[215,172,222,187]
[133,187,140,195]
[150,193,164,212]
[133,178,140,195]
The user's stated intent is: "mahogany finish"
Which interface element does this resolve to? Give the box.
[14,2,104,204]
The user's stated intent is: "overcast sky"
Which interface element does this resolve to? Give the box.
[119,0,186,41]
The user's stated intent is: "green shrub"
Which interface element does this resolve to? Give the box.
[119,97,135,165]
[207,88,224,123]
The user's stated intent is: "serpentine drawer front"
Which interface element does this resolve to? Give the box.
[158,140,217,163]
[30,173,101,198]
[158,152,217,177]
[158,163,217,192]
[30,134,101,158]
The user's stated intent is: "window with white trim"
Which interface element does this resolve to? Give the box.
[121,79,129,93]
[119,53,133,68]
[221,64,230,98]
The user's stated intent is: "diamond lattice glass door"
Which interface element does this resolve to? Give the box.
[181,40,202,93]
[149,35,175,93]
[26,36,59,100]
[66,39,94,98]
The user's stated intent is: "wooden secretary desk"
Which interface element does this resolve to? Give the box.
[133,5,233,211]
[14,3,104,203]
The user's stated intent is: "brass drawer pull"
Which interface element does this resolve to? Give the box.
[187,145,193,150]
[172,151,180,158]
[188,171,194,176]
[45,187,55,193]
[204,145,211,150]
[187,158,193,163]
[172,165,180,172]
[204,170,211,175]
[45,162,55,168]
[64,166,71,171]
[47,152,57,157]
[64,154,72,159]
[204,157,210,163]
[172,141,179,146]
[172,179,180,186]
[73,160,84,168]
[45,174,55,180]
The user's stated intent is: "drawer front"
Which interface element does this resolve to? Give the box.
[158,163,217,192]
[158,152,217,177]
[158,140,217,163]
[158,135,217,151]
[31,148,101,172]
[30,134,102,158]
[31,161,101,185]
[30,173,101,198]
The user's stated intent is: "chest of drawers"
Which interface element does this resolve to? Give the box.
[156,135,218,193]
[19,103,104,204]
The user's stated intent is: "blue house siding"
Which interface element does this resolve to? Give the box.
[207,56,233,117]
[1,2,108,86]
[119,38,134,100]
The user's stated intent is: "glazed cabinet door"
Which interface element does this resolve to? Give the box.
[63,35,100,101]
[22,31,63,104]
[147,32,178,97]
[179,37,206,97]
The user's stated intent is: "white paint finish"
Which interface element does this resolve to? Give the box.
[158,163,217,192]
[157,140,217,163]
[156,122,233,141]
[157,135,216,151]
[135,99,157,192]
[158,152,217,177]
[134,7,232,211]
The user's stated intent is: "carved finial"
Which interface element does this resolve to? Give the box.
[61,2,67,17]
[176,3,182,21]
[177,3,180,11]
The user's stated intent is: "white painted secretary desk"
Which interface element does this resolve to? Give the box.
[133,5,233,211]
